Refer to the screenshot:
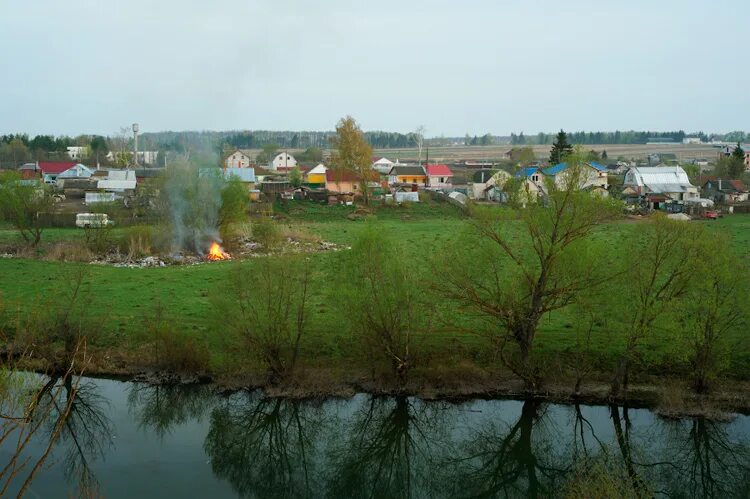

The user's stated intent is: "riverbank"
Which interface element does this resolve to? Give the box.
[16,348,748,419]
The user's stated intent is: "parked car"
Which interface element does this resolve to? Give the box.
[703,210,719,220]
[76,213,114,228]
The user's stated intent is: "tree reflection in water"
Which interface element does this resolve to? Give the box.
[654,417,750,498]
[0,372,112,498]
[325,396,450,499]
[127,383,215,439]
[203,392,325,498]
[443,400,569,499]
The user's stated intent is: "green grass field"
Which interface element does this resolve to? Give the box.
[1,202,748,381]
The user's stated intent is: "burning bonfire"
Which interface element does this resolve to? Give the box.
[207,242,231,261]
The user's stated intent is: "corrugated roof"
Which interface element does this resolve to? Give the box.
[97,179,137,190]
[224,167,256,182]
[426,164,453,176]
[389,165,426,176]
[543,162,607,176]
[326,169,361,182]
[515,167,540,178]
[38,161,77,174]
[625,166,696,194]
[57,164,93,178]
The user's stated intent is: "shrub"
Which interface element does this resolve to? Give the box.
[338,223,430,384]
[142,302,209,372]
[83,224,115,255]
[211,256,312,381]
[252,217,282,250]
[119,225,153,258]
[16,266,101,372]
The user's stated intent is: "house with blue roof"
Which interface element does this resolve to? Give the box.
[513,161,609,201]
[542,161,608,192]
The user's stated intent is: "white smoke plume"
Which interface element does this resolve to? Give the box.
[163,159,223,255]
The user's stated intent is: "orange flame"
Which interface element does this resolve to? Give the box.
[207,242,231,261]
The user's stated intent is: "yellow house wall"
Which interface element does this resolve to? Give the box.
[307,173,326,184]
[398,175,426,184]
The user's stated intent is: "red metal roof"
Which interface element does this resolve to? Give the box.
[326,169,379,182]
[326,169,361,182]
[38,161,77,174]
[426,164,453,176]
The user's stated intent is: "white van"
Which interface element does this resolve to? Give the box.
[76,213,114,228]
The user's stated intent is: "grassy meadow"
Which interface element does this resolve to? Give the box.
[0,201,749,387]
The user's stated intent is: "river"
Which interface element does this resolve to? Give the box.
[1,375,748,498]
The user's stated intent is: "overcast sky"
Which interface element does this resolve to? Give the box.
[0,0,746,137]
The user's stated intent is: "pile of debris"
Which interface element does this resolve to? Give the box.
[233,236,345,257]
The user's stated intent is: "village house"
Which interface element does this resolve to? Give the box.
[512,161,607,201]
[425,164,453,188]
[18,162,41,179]
[269,152,297,171]
[66,146,88,160]
[22,161,92,184]
[622,166,699,208]
[513,167,546,204]
[544,161,609,192]
[700,177,749,204]
[371,156,395,174]
[224,150,253,169]
[106,151,159,165]
[387,165,427,186]
[470,169,511,201]
[306,164,327,185]
[325,169,366,193]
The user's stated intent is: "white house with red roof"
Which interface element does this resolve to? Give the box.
[31,161,92,184]
[425,164,453,188]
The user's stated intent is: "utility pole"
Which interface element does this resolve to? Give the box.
[132,123,139,167]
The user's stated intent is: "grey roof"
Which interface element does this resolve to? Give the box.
[224,167,256,182]
[388,165,426,176]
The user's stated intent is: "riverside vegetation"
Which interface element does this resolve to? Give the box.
[0,159,749,413]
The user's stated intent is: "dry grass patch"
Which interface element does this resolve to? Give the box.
[43,241,91,262]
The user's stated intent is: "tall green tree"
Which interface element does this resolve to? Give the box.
[678,234,746,393]
[289,167,302,188]
[438,152,621,386]
[549,129,574,164]
[729,142,746,177]
[609,216,703,397]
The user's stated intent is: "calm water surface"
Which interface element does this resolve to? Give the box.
[1,375,748,498]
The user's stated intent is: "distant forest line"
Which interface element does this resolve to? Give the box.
[1,129,747,167]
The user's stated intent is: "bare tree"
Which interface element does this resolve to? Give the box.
[413,125,426,164]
